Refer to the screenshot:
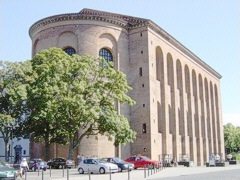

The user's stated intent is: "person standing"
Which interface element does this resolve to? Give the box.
[79,155,84,163]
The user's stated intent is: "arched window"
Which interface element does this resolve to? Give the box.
[99,48,113,62]
[63,47,76,56]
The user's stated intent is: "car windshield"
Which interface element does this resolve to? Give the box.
[97,159,107,163]
[113,158,125,163]
[141,156,150,160]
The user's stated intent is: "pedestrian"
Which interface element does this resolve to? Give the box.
[19,158,29,178]
[79,154,84,164]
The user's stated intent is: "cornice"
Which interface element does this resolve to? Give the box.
[29,9,221,79]
[29,13,129,38]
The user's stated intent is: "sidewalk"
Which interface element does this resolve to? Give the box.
[19,165,240,180]
[147,165,240,179]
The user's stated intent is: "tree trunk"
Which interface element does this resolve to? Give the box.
[68,139,74,160]
[4,141,9,162]
[45,141,50,161]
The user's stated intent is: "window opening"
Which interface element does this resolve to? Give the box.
[139,67,143,76]
[63,47,76,56]
[142,124,147,133]
[99,48,113,62]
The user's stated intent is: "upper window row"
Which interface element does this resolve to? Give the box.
[63,47,113,62]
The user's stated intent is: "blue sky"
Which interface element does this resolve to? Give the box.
[1,0,239,126]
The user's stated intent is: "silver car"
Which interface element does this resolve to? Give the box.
[78,158,118,174]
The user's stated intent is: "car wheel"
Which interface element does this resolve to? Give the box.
[118,167,123,172]
[99,167,105,174]
[78,168,84,174]
[148,164,154,169]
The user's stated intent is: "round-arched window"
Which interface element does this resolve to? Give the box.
[63,47,76,56]
[99,48,113,62]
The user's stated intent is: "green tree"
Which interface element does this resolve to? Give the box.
[24,48,136,160]
[0,61,29,162]
[236,126,240,149]
[224,123,239,153]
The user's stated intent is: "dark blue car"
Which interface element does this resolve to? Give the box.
[102,157,134,172]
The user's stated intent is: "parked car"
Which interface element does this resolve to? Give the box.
[47,158,66,169]
[66,159,75,168]
[78,158,118,174]
[125,156,159,169]
[47,158,74,169]
[0,161,18,180]
[29,159,48,171]
[101,157,134,172]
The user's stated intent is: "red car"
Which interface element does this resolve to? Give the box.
[125,156,159,169]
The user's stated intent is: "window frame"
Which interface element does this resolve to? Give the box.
[99,48,113,63]
[63,47,76,56]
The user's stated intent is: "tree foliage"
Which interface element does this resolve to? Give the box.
[224,123,240,153]
[24,48,136,159]
[0,60,30,161]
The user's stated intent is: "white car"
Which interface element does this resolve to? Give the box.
[78,158,118,174]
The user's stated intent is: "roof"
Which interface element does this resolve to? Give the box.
[29,8,221,79]
[79,8,149,27]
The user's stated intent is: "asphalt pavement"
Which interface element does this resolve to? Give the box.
[15,164,240,180]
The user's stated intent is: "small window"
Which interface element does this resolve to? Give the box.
[99,48,113,62]
[141,50,143,54]
[129,157,136,161]
[139,67,142,76]
[63,47,76,56]
[142,123,147,133]
[23,150,26,155]
[140,32,142,37]
[143,104,145,108]
[142,84,144,87]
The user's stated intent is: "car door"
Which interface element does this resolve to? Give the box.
[91,159,100,173]
[84,159,95,173]
[60,158,65,167]
[137,157,145,168]
[55,159,60,167]
[128,157,137,167]
[52,159,57,167]
[81,159,89,172]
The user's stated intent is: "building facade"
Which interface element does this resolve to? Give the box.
[0,132,30,163]
[29,8,225,165]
